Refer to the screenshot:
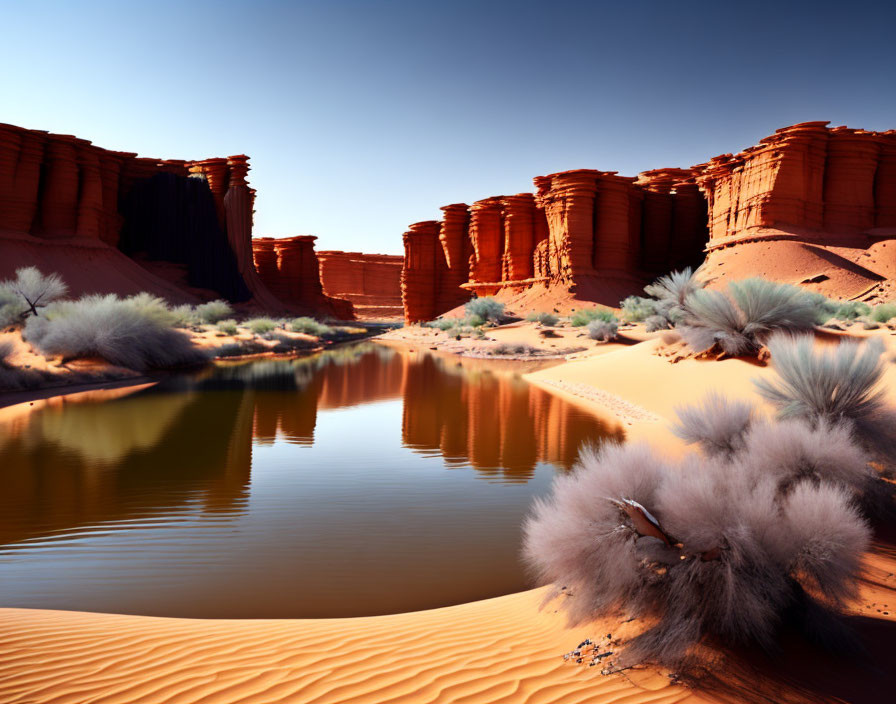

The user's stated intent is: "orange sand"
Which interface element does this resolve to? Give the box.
[1,326,896,703]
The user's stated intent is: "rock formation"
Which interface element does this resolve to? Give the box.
[0,122,288,311]
[252,236,353,319]
[400,121,896,323]
[317,251,403,319]
[692,122,896,245]
[400,169,706,322]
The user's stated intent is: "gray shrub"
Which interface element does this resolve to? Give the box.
[23,294,208,371]
[586,319,618,341]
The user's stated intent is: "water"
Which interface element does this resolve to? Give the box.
[0,343,623,618]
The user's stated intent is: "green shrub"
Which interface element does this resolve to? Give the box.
[170,304,199,327]
[833,301,871,321]
[526,311,559,326]
[195,299,233,324]
[245,317,279,335]
[423,318,456,331]
[124,292,178,326]
[288,317,332,336]
[464,297,504,321]
[465,313,486,327]
[217,319,239,335]
[870,303,896,323]
[570,307,616,327]
[489,342,539,356]
[619,296,659,323]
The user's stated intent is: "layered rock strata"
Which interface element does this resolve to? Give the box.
[400,169,705,322]
[252,236,353,319]
[0,122,284,308]
[400,121,896,323]
[692,121,896,247]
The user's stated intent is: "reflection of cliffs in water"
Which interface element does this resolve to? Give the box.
[400,354,624,481]
[0,390,255,547]
[0,343,622,546]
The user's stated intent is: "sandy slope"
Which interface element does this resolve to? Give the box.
[2,329,896,703]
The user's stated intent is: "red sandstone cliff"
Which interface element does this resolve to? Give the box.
[317,251,403,320]
[399,121,896,323]
[0,122,327,314]
[252,237,353,319]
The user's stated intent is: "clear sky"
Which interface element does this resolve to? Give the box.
[2,0,894,255]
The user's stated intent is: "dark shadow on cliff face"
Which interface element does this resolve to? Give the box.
[118,172,251,301]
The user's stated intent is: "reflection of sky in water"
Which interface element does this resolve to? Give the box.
[0,344,621,618]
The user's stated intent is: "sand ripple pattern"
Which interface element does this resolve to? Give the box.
[0,589,690,704]
[538,380,660,424]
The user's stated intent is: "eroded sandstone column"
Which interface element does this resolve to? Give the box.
[401,220,442,323]
[499,194,536,281]
[468,197,504,284]
[533,169,599,282]
[437,203,472,310]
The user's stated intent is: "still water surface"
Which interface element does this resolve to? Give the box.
[0,343,622,617]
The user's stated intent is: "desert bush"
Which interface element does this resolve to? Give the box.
[672,392,756,457]
[465,313,486,327]
[245,317,279,335]
[833,301,871,321]
[0,339,15,366]
[289,317,332,336]
[465,296,504,322]
[862,319,880,330]
[755,333,896,462]
[526,311,559,326]
[0,288,21,328]
[23,294,208,371]
[586,318,618,341]
[217,319,239,335]
[643,266,704,309]
[619,296,659,323]
[423,318,457,331]
[524,435,871,668]
[870,303,896,323]
[489,342,539,356]
[645,314,672,333]
[195,299,233,324]
[570,307,616,327]
[0,267,67,319]
[678,278,817,355]
[170,304,199,327]
[124,292,179,326]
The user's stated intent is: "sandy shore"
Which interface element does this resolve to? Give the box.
[2,324,896,703]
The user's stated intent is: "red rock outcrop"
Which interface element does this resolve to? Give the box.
[252,236,353,319]
[401,220,446,323]
[0,122,289,309]
[399,168,705,322]
[317,251,403,319]
[400,121,896,322]
[692,121,896,246]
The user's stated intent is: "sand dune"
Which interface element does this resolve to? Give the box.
[2,330,896,703]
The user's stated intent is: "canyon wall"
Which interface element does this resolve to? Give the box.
[0,122,279,310]
[692,121,896,246]
[400,121,896,323]
[401,170,706,322]
[317,251,403,319]
[252,237,353,319]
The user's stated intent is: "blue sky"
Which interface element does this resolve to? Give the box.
[2,0,893,254]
